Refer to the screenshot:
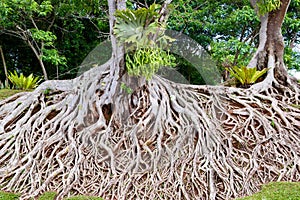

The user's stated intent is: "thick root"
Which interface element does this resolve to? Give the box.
[0,63,299,200]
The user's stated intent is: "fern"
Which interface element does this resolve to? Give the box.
[114,4,161,46]
[126,48,176,80]
[114,3,176,80]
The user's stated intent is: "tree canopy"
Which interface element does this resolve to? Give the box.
[0,0,108,81]
[1,0,299,83]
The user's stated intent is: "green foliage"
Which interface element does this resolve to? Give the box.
[211,38,256,68]
[114,4,176,80]
[114,4,161,47]
[284,0,300,70]
[257,0,281,15]
[168,0,299,85]
[284,47,300,70]
[42,49,67,67]
[30,29,57,45]
[38,0,53,16]
[8,71,41,90]
[0,0,53,22]
[227,66,268,87]
[168,1,260,84]
[237,182,300,200]
[126,48,176,80]
[0,0,107,80]
[120,82,133,94]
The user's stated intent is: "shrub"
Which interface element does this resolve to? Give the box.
[226,66,268,88]
[8,70,41,90]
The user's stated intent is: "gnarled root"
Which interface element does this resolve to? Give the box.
[0,63,299,200]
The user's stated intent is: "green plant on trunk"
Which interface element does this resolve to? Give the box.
[257,0,281,15]
[226,66,268,87]
[114,3,176,80]
[120,82,133,94]
[8,70,41,90]
[125,47,176,80]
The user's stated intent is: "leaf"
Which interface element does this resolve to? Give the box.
[250,68,268,83]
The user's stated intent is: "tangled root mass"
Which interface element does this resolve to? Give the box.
[0,62,299,200]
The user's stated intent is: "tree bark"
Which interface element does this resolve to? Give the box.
[0,46,9,85]
[108,0,174,121]
[14,25,50,80]
[248,0,292,88]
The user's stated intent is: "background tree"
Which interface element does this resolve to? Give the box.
[0,0,62,80]
[0,0,108,81]
[247,0,296,90]
[168,0,300,83]
[0,46,8,86]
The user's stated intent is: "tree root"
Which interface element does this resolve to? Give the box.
[0,63,299,200]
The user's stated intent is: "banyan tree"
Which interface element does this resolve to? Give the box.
[0,0,299,199]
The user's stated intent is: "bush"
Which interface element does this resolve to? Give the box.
[227,66,268,88]
[7,70,41,90]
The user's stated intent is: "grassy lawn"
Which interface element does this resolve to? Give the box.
[237,182,300,200]
[0,89,25,100]
[0,182,299,199]
[0,191,20,200]
[0,191,103,200]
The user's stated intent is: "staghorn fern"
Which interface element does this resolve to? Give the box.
[114,3,176,80]
[114,4,169,47]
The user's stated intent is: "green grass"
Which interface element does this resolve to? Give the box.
[0,191,20,200]
[0,89,24,100]
[1,182,299,199]
[0,191,103,200]
[38,192,57,200]
[237,182,300,200]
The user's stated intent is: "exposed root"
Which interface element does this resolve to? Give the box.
[0,63,299,200]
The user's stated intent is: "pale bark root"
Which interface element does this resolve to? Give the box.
[0,63,299,200]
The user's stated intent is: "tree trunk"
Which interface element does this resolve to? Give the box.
[0,46,9,86]
[106,0,129,121]
[248,0,293,90]
[27,40,49,80]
